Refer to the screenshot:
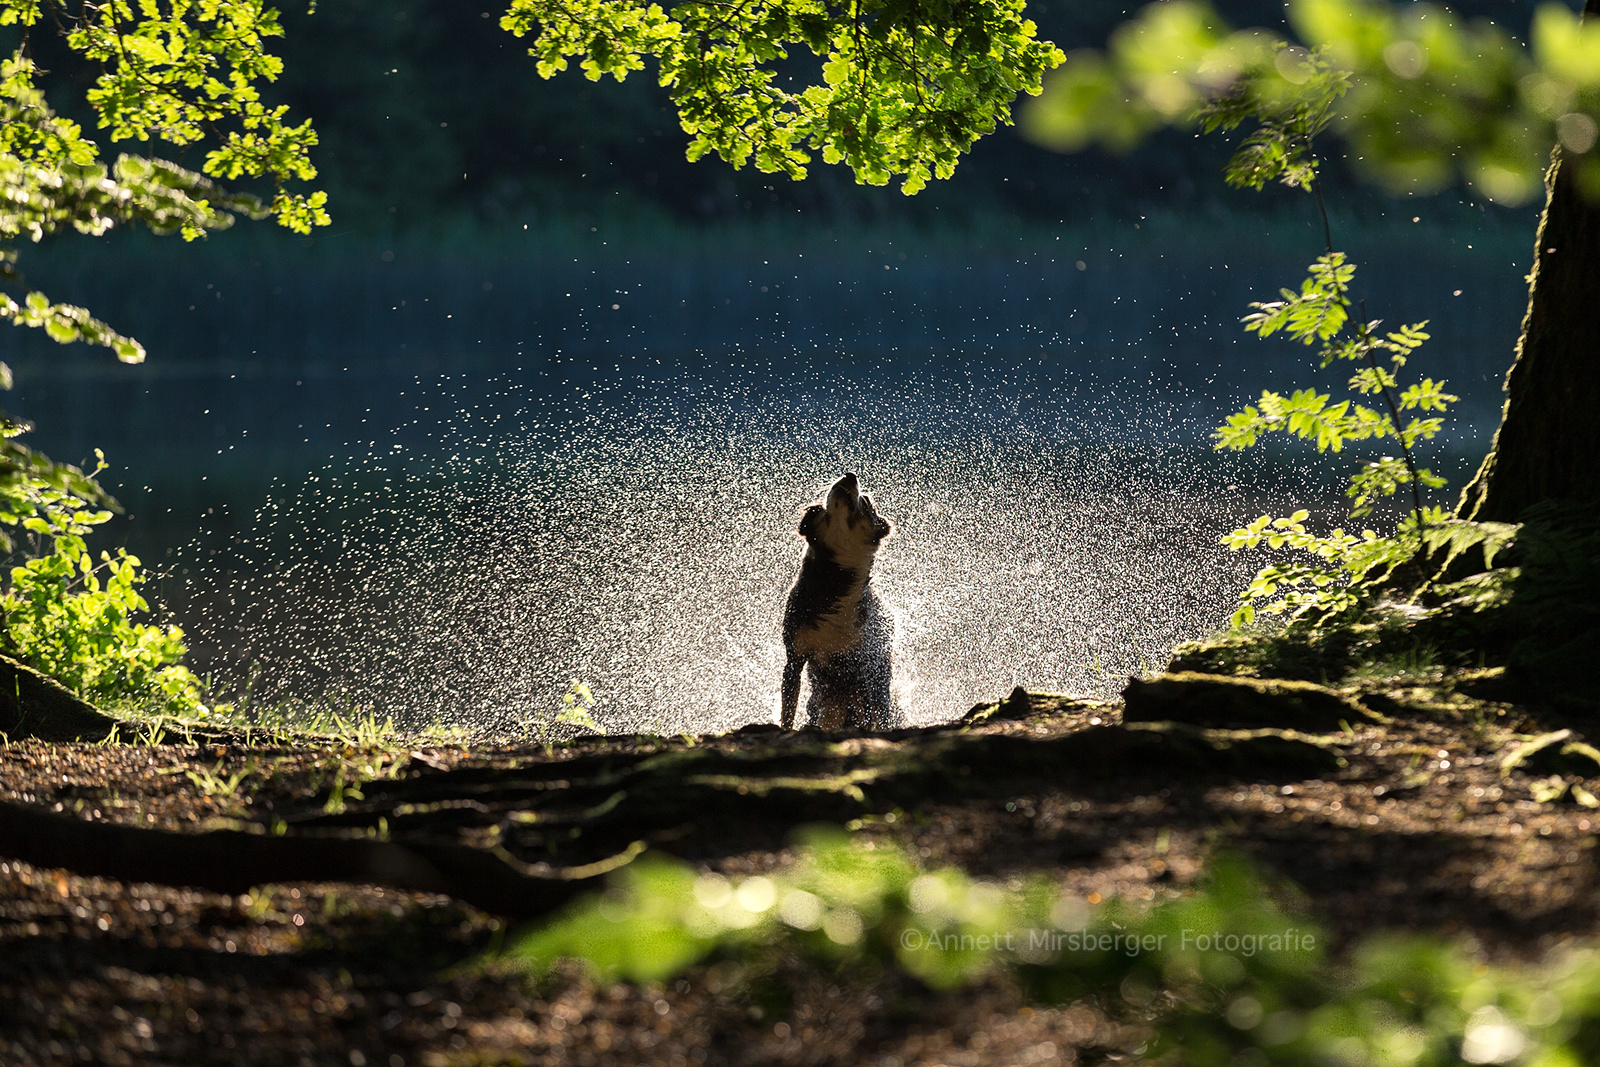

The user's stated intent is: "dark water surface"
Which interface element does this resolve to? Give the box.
[0,218,1530,731]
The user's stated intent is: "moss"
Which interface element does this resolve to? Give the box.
[1178,503,1600,707]
[1123,672,1380,732]
[0,654,123,742]
[960,688,1111,725]
[1169,570,1521,690]
[1167,618,1402,684]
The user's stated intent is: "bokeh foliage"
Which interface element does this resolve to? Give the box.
[1024,0,1600,208]
[507,832,1600,1066]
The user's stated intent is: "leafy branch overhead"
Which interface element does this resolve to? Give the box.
[501,0,1064,193]
[39,0,325,230]
[0,0,325,363]
[1023,0,1600,207]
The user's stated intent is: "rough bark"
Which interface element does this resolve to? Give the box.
[0,653,121,742]
[1459,0,1600,522]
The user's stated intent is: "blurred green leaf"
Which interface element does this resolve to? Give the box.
[1026,0,1589,208]
[501,834,1600,1066]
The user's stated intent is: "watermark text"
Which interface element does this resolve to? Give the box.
[898,926,1315,958]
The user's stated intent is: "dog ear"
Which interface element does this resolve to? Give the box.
[798,505,824,540]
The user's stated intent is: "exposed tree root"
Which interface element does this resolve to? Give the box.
[0,691,1351,916]
[1123,672,1383,731]
[0,798,639,918]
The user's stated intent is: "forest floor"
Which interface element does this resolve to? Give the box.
[1,675,1597,1067]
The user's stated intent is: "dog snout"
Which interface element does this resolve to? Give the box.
[826,472,861,509]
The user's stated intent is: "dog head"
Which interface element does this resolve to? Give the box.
[798,472,892,568]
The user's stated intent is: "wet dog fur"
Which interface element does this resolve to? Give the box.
[780,473,899,731]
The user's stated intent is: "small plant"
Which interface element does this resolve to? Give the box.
[131,717,167,746]
[320,704,399,747]
[1216,252,1461,626]
[198,675,413,746]
[1191,49,1518,629]
[559,680,603,733]
[318,749,407,815]
[184,760,252,800]
[0,446,206,717]
[521,679,605,741]
[322,765,366,816]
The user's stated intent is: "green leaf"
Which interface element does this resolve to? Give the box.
[509,0,1063,192]
[42,317,78,344]
[1419,519,1520,570]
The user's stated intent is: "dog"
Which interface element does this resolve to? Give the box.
[780,473,899,731]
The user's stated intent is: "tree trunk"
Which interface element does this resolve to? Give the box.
[1458,2,1600,522]
[0,653,121,742]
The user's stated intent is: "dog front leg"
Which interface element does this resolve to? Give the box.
[780,651,804,729]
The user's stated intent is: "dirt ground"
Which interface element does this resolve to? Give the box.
[2,684,1597,1066]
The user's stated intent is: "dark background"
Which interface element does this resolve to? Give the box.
[0,0,1557,720]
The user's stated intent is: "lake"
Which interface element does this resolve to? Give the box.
[0,214,1530,732]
